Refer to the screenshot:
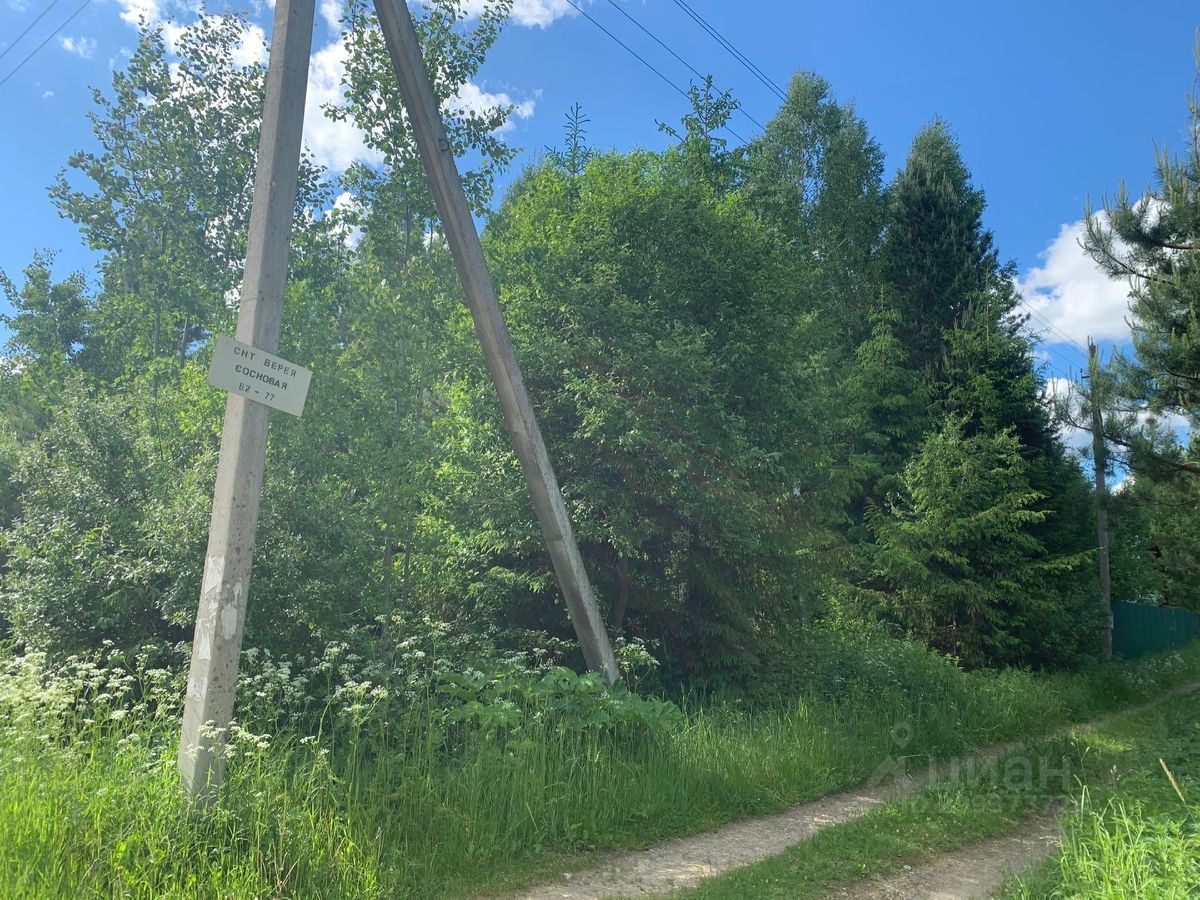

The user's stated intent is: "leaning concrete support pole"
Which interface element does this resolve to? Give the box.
[372,0,620,685]
[178,0,316,803]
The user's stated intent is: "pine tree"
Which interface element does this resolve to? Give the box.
[1083,46,1200,474]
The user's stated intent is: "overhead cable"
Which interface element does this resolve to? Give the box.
[564,0,748,145]
[668,0,786,101]
[0,0,64,63]
[0,0,91,89]
[603,0,766,133]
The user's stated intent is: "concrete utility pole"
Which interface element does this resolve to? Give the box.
[1089,340,1113,662]
[372,0,620,685]
[178,0,316,803]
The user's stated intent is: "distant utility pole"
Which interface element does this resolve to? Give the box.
[1089,339,1113,662]
[178,0,316,804]
[371,0,620,684]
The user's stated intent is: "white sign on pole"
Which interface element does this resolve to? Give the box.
[207,335,312,417]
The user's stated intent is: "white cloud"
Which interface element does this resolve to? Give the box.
[327,190,364,248]
[6,0,29,11]
[445,81,536,134]
[42,89,54,99]
[59,35,97,59]
[117,0,162,27]
[319,0,343,34]
[503,0,580,28]
[1017,218,1135,346]
[417,0,583,28]
[230,22,267,67]
[160,20,185,51]
[303,37,384,173]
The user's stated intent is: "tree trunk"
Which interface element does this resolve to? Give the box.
[611,557,631,631]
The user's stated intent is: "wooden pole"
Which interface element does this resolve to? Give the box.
[371,0,620,685]
[1089,340,1113,662]
[178,0,316,803]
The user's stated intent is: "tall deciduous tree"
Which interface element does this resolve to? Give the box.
[428,132,841,684]
[50,14,329,386]
[743,72,886,346]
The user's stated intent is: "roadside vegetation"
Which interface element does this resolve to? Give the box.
[2,637,1199,897]
[1003,690,1200,898]
[1,2,1198,897]
[676,675,1200,899]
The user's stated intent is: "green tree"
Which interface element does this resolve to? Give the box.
[427,141,840,685]
[337,0,518,263]
[1108,448,1200,611]
[0,3,524,658]
[743,72,886,345]
[868,420,1092,668]
[881,121,1004,371]
[50,14,330,387]
[1083,46,1200,477]
[0,252,90,366]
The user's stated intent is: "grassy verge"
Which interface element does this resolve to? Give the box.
[1001,689,1200,898]
[1,638,1199,898]
[675,685,1200,899]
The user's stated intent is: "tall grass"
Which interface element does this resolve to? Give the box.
[2,636,1199,898]
[1004,690,1200,899]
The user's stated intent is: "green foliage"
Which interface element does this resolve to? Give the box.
[1109,462,1200,610]
[1069,48,1200,619]
[868,420,1093,668]
[1,389,183,651]
[4,639,1200,898]
[742,72,886,345]
[545,104,599,178]
[0,251,90,366]
[438,665,685,737]
[881,120,1004,371]
[429,144,841,685]
[1,10,1108,685]
[1083,48,1200,435]
[50,14,330,385]
[337,0,518,248]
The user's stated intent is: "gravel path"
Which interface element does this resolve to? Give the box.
[496,777,920,900]
[492,682,1199,900]
[824,808,1063,900]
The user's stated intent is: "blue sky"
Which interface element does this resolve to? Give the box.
[1,0,1198,429]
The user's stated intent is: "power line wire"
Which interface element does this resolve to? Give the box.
[1020,318,1088,367]
[0,0,91,89]
[668,0,786,101]
[1014,295,1090,354]
[1016,299,1092,357]
[563,0,748,145]
[602,0,766,134]
[0,0,64,63]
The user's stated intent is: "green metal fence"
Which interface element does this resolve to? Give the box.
[1112,601,1200,659]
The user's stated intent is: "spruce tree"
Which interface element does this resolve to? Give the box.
[881,121,1004,371]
